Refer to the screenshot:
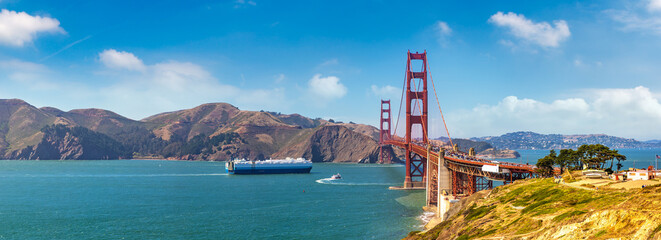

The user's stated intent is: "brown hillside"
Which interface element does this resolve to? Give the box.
[145,103,241,141]
[272,125,380,163]
[0,99,389,162]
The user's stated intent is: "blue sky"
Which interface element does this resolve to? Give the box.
[1,0,661,140]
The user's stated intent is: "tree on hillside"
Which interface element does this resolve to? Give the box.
[576,144,626,171]
[537,144,627,175]
[536,149,556,177]
[555,149,578,174]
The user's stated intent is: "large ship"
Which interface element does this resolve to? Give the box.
[225,158,312,174]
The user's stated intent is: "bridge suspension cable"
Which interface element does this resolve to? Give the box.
[391,60,407,139]
[427,58,454,148]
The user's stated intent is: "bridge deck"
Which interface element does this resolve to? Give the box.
[383,139,536,173]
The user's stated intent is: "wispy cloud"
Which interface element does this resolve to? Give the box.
[40,35,92,62]
[606,0,661,35]
[370,85,399,100]
[435,21,453,46]
[274,73,285,83]
[234,0,256,8]
[649,0,661,12]
[318,58,338,67]
[0,59,59,90]
[489,11,570,48]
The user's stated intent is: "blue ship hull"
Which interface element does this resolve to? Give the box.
[228,166,312,174]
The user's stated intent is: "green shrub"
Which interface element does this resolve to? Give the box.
[553,210,587,222]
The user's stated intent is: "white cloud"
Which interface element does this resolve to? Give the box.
[649,0,661,12]
[0,9,64,47]
[307,74,347,100]
[371,85,399,99]
[435,21,453,46]
[488,11,570,48]
[93,50,288,118]
[234,0,256,8]
[446,86,661,140]
[99,49,146,71]
[436,21,452,36]
[318,58,339,67]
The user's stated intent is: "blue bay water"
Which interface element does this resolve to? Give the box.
[0,161,425,240]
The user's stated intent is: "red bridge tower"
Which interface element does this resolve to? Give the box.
[404,50,428,188]
[379,100,392,164]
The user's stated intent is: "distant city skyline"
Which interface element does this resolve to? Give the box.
[0,0,660,140]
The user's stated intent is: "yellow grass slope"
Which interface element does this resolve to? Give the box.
[406,178,661,240]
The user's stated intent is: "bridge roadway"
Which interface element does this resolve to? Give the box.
[383,139,537,182]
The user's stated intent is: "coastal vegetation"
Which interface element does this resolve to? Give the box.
[406,178,661,240]
[535,144,627,176]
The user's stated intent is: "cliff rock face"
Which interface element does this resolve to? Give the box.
[8,125,129,160]
[273,125,380,163]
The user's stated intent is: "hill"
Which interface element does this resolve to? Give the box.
[433,137,520,159]
[0,99,395,162]
[472,131,661,150]
[406,178,661,240]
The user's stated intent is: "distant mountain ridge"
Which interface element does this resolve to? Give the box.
[0,99,398,162]
[433,137,520,158]
[471,131,661,150]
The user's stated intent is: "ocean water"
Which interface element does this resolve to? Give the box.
[0,160,425,240]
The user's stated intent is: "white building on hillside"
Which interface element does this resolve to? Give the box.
[627,170,652,181]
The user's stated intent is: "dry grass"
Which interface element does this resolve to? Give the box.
[406,178,661,240]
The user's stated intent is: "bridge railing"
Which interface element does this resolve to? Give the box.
[384,138,537,172]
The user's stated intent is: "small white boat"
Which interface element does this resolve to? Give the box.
[330,173,342,180]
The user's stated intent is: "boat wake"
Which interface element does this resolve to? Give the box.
[315,178,397,186]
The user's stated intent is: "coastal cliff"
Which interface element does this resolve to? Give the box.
[405,178,661,240]
[272,125,382,163]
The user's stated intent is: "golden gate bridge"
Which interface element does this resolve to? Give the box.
[378,50,538,218]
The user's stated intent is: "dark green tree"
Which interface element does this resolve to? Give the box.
[555,149,578,174]
[576,144,626,171]
[536,149,557,177]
